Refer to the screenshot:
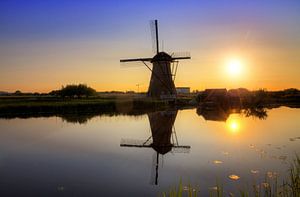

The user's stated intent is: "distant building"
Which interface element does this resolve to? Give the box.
[202,89,227,101]
[0,91,9,96]
[197,89,229,108]
[176,87,190,94]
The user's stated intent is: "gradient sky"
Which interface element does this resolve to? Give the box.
[1,0,300,92]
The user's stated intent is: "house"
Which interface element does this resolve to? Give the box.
[176,87,190,94]
[202,89,228,102]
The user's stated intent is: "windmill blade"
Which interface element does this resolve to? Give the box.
[171,145,191,153]
[150,20,159,54]
[171,61,179,81]
[149,152,159,185]
[120,57,153,68]
[170,51,191,60]
[120,57,153,62]
[120,138,152,148]
[150,20,157,54]
[120,61,145,68]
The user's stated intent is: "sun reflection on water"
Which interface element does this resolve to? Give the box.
[226,115,241,134]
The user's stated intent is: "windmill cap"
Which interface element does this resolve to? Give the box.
[152,52,172,62]
[152,144,172,154]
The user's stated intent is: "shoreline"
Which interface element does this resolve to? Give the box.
[0,95,299,124]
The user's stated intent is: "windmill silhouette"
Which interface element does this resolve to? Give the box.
[120,110,191,185]
[120,20,191,100]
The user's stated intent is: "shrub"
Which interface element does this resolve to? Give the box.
[51,84,96,98]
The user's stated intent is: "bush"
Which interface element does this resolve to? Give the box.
[51,84,96,98]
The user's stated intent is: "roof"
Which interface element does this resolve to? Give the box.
[205,88,227,92]
[152,52,172,62]
[176,87,190,89]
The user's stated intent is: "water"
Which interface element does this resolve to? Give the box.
[0,107,299,196]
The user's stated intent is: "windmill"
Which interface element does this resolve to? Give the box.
[120,20,191,100]
[120,110,191,185]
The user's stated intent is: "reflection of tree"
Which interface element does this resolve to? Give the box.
[197,104,268,121]
[242,107,268,120]
[60,114,96,124]
[1,110,148,124]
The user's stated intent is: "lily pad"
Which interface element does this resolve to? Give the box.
[228,174,240,180]
[213,160,223,164]
[251,170,259,174]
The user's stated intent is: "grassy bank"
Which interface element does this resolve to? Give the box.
[0,95,194,119]
[1,91,299,121]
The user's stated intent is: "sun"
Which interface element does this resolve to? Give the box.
[227,59,242,76]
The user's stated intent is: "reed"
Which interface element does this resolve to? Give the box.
[160,155,300,197]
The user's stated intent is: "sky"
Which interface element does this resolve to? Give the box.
[0,0,300,93]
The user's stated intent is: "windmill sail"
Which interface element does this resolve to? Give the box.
[171,52,191,60]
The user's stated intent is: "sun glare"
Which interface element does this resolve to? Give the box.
[230,121,239,131]
[227,59,242,76]
[226,116,241,134]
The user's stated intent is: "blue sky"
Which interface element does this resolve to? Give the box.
[1,0,300,92]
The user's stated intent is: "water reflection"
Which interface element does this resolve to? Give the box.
[243,107,268,120]
[0,107,299,196]
[0,110,147,124]
[226,116,241,134]
[120,110,190,185]
[197,104,268,122]
[0,103,274,124]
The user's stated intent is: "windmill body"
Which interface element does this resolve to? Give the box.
[120,20,190,100]
[148,52,176,98]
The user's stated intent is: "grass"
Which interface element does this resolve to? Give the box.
[0,95,193,108]
[160,179,199,197]
[0,95,195,121]
[160,156,300,197]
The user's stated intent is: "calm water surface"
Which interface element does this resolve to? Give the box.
[0,107,299,196]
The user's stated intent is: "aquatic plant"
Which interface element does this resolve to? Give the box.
[160,179,199,197]
[160,155,300,197]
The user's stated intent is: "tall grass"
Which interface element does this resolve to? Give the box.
[160,156,300,197]
[160,179,199,197]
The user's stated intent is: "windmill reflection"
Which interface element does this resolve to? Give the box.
[120,110,190,185]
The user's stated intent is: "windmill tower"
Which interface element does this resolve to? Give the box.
[120,20,191,100]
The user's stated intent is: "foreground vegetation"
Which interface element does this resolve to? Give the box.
[160,156,300,197]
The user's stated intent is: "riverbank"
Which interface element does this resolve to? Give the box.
[1,90,300,121]
[0,95,195,118]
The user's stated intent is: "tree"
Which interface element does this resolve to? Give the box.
[51,84,96,98]
[14,90,22,95]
